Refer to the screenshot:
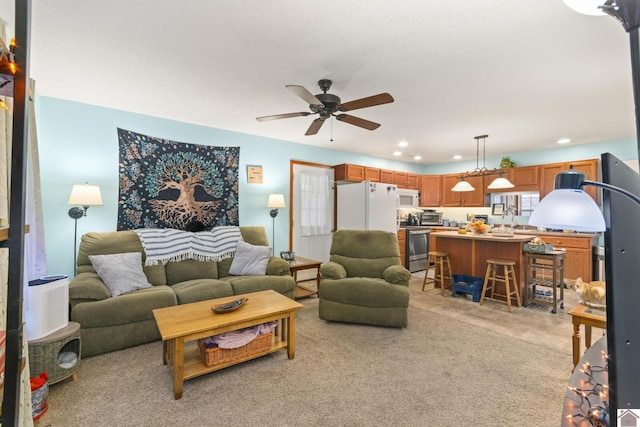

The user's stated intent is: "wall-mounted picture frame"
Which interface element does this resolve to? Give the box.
[492,203,505,216]
[246,165,263,184]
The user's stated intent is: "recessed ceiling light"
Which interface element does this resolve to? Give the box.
[453,154,462,160]
[393,151,402,156]
[557,138,571,144]
[398,140,408,148]
[413,155,422,160]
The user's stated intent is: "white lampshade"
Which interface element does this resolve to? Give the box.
[562,0,607,16]
[68,184,103,206]
[267,193,286,208]
[529,189,605,232]
[451,180,475,192]
[487,176,515,190]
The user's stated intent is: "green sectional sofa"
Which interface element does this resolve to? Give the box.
[69,226,295,357]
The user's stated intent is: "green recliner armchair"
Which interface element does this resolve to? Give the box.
[318,230,412,328]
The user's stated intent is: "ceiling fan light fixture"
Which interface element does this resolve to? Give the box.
[451,179,475,192]
[487,176,515,190]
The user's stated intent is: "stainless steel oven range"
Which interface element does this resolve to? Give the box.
[405,228,430,272]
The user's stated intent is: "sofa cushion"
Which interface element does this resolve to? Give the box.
[221,275,295,297]
[77,230,167,286]
[170,279,233,305]
[229,241,272,276]
[319,278,410,307]
[89,252,153,297]
[71,285,177,328]
[165,259,218,285]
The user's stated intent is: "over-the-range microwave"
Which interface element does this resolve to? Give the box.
[398,189,419,208]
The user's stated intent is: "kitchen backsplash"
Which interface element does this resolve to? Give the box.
[436,207,528,226]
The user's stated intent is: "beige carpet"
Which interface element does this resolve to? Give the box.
[35,276,591,427]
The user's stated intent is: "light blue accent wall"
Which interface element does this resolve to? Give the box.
[35,96,639,278]
[35,96,422,278]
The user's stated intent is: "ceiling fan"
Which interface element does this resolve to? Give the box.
[256,79,394,136]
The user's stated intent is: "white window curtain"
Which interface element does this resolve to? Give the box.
[299,173,330,236]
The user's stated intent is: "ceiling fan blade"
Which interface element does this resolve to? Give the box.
[338,93,394,112]
[256,112,311,122]
[286,85,323,106]
[305,118,325,135]
[335,114,381,131]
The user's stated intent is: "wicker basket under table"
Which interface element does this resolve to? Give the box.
[199,332,273,368]
[28,321,81,384]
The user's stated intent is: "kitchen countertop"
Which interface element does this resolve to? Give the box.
[427,226,599,238]
[431,230,536,241]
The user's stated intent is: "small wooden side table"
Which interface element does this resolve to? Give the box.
[28,321,81,384]
[523,250,565,313]
[568,304,606,368]
[288,256,321,299]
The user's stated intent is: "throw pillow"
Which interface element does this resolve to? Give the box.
[228,240,272,276]
[89,252,153,297]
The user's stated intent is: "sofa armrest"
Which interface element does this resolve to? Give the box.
[265,257,291,276]
[383,265,411,286]
[320,261,347,280]
[69,272,112,303]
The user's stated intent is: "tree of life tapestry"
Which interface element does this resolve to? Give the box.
[117,128,240,230]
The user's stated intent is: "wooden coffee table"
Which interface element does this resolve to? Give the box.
[152,290,303,399]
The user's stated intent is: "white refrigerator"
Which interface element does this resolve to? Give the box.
[337,181,399,233]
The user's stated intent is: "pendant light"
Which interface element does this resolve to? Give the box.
[487,174,515,190]
[451,135,514,191]
[451,178,475,192]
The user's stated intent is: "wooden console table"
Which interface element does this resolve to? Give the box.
[289,256,321,299]
[568,303,606,368]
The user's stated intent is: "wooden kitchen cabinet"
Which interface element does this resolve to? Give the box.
[335,163,381,182]
[392,171,419,189]
[364,166,380,182]
[490,165,540,192]
[540,159,599,202]
[334,163,365,182]
[397,228,406,267]
[394,171,407,188]
[380,169,394,184]
[442,174,485,207]
[536,233,598,281]
[419,175,442,207]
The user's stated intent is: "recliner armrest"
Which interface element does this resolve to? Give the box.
[320,261,347,280]
[265,257,291,276]
[383,265,411,286]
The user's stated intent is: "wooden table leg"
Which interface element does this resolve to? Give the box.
[162,340,168,365]
[172,337,185,400]
[585,325,592,349]
[287,314,296,360]
[572,318,581,367]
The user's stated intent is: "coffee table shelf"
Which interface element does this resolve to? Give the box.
[153,290,303,399]
[182,339,288,380]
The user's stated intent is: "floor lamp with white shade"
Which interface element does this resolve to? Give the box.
[267,193,286,255]
[68,183,103,274]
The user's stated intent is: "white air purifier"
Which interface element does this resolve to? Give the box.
[25,275,69,341]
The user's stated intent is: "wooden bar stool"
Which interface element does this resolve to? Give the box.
[422,251,453,295]
[480,259,522,312]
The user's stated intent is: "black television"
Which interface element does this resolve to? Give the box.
[601,152,640,415]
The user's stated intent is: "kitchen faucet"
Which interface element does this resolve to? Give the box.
[502,205,517,229]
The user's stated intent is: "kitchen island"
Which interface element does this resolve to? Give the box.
[431,231,537,301]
